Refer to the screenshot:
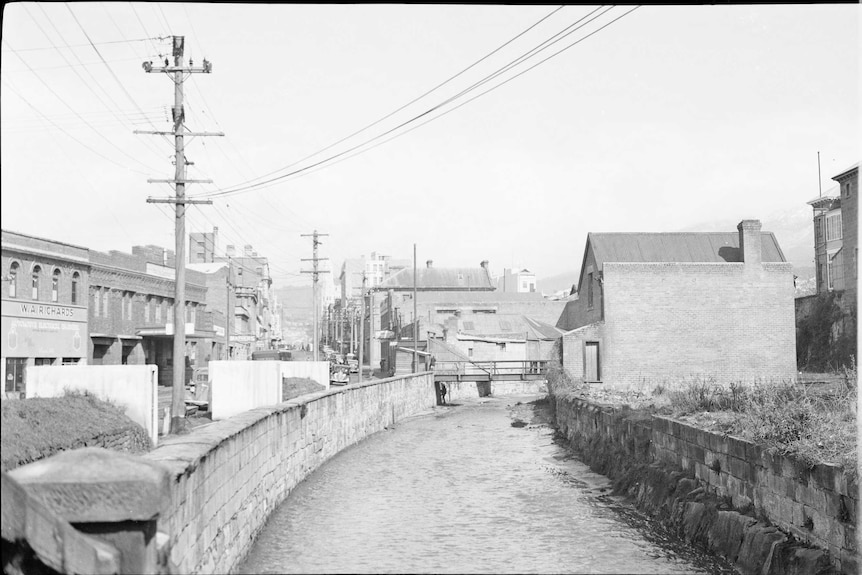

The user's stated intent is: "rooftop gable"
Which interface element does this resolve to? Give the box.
[379,266,494,290]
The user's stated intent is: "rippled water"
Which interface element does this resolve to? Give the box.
[238,394,736,574]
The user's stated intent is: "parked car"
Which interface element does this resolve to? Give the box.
[330,362,349,385]
[346,353,359,374]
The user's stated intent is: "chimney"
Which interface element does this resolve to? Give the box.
[426,260,433,268]
[480,260,488,270]
[737,219,762,265]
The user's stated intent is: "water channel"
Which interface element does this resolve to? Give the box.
[238,394,737,574]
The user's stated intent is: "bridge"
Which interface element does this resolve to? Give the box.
[433,359,548,382]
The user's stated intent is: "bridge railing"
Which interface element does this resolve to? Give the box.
[434,359,547,378]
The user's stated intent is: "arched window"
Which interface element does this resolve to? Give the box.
[31,265,41,300]
[52,269,61,302]
[71,272,80,305]
[8,262,19,298]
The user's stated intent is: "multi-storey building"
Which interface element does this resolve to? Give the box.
[215,244,274,357]
[496,268,537,293]
[88,245,212,386]
[805,162,858,338]
[1,230,90,397]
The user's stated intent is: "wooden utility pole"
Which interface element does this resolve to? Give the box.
[412,243,418,373]
[301,230,329,361]
[139,36,222,434]
[225,256,231,360]
[358,272,367,381]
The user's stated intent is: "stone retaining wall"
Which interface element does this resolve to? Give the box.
[143,373,436,574]
[445,379,547,400]
[550,392,858,574]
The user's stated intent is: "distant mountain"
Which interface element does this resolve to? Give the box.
[537,271,579,296]
[678,204,815,277]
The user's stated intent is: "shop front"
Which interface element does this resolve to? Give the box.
[2,299,88,398]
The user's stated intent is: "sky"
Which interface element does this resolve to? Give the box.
[1,3,859,287]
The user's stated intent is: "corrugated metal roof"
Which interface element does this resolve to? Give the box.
[588,232,785,270]
[379,267,495,290]
[457,313,562,340]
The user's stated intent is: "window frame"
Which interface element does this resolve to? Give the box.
[71,272,79,305]
[51,269,61,302]
[31,265,41,300]
[8,261,19,298]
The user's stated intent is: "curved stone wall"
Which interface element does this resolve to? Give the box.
[143,373,436,574]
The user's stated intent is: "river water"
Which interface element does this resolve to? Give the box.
[238,394,736,574]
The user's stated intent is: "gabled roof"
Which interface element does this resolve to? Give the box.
[457,313,562,341]
[584,231,786,275]
[379,266,494,290]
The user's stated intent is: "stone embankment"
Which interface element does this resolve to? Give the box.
[142,372,436,574]
[549,392,858,575]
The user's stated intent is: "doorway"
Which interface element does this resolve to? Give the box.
[584,341,600,382]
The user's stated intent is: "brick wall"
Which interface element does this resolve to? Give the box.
[561,322,604,381]
[551,393,857,574]
[600,261,796,389]
[143,372,436,574]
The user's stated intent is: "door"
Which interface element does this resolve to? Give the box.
[5,358,26,394]
[584,341,600,382]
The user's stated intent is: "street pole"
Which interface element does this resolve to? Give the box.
[225,256,231,360]
[301,230,329,361]
[359,272,366,381]
[412,243,417,373]
[139,36,222,434]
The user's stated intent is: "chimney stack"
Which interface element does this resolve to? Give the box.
[426,260,433,268]
[737,220,762,265]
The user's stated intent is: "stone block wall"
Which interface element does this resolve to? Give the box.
[551,392,857,574]
[652,416,858,572]
[143,373,436,574]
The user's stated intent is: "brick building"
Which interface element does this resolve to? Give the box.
[1,230,90,397]
[88,245,212,386]
[556,220,796,389]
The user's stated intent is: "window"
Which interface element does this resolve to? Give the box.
[35,358,54,367]
[31,266,41,299]
[826,213,842,241]
[93,289,100,317]
[8,262,18,298]
[52,269,60,302]
[102,288,108,318]
[145,297,151,322]
[587,272,594,308]
[71,273,79,304]
[155,298,162,321]
[189,303,196,326]
[62,358,79,365]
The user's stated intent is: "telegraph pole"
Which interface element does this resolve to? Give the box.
[139,36,222,434]
[357,271,367,381]
[413,243,418,373]
[301,230,329,361]
[225,256,231,360]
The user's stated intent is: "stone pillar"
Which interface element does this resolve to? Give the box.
[8,447,171,575]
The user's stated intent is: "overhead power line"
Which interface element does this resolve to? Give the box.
[194,5,640,201]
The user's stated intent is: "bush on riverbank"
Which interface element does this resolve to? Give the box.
[1,390,151,472]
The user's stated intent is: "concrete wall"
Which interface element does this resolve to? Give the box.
[550,392,857,574]
[25,365,159,446]
[142,372,436,574]
[445,379,547,399]
[209,361,282,420]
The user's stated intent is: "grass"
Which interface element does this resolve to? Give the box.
[546,346,858,475]
[1,389,151,472]
[282,377,326,402]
